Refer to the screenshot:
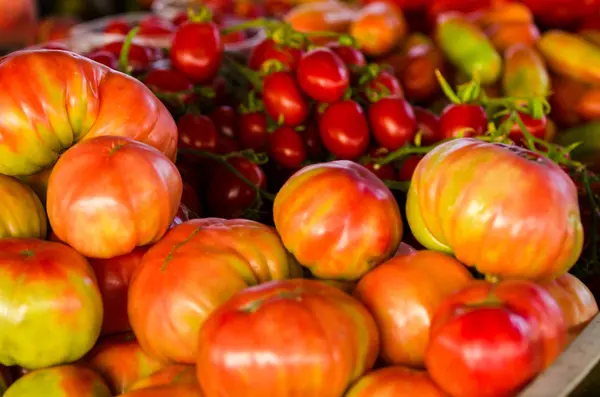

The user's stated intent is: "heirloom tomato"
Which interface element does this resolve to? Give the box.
[273,160,402,280]
[0,175,47,239]
[0,239,102,369]
[47,136,182,259]
[354,251,473,367]
[196,279,379,397]
[346,366,447,397]
[128,218,302,363]
[85,333,167,394]
[0,50,177,176]
[4,365,111,397]
[129,365,197,391]
[407,138,583,281]
[119,385,204,397]
[88,247,149,335]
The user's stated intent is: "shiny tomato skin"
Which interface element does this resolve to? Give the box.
[267,126,307,169]
[209,105,237,138]
[143,69,193,93]
[439,103,488,138]
[346,366,447,397]
[177,114,218,152]
[413,106,443,145]
[238,112,268,150]
[87,50,118,69]
[263,71,310,127]
[196,279,380,397]
[368,96,417,150]
[0,175,47,239]
[363,70,403,102]
[319,100,370,160]
[327,43,367,67]
[296,48,350,103]
[171,21,223,84]
[248,38,304,71]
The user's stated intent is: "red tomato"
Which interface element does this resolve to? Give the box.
[296,48,350,103]
[209,105,237,138]
[397,155,423,181]
[238,112,268,150]
[327,43,367,67]
[102,41,152,72]
[105,18,131,35]
[267,126,307,169]
[368,97,417,150]
[302,122,325,159]
[521,0,600,27]
[87,50,118,69]
[138,15,176,37]
[248,38,304,71]
[177,114,218,152]
[502,112,547,144]
[171,20,223,83]
[206,157,267,218]
[172,12,189,26]
[319,100,370,159]
[143,69,193,92]
[439,103,488,138]
[362,149,396,180]
[196,279,380,397]
[362,70,403,102]
[263,71,310,127]
[413,106,443,145]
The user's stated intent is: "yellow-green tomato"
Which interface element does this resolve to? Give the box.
[0,174,47,239]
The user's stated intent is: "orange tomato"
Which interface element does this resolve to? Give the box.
[285,1,358,35]
[468,2,533,27]
[346,366,447,397]
[350,2,408,57]
[486,22,540,52]
[128,365,197,391]
[118,385,203,397]
[576,88,600,121]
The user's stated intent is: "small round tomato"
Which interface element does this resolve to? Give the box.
[327,43,367,67]
[102,41,152,72]
[206,157,266,218]
[143,69,193,93]
[302,122,325,159]
[502,112,547,144]
[248,38,304,71]
[296,48,350,103]
[105,19,130,35]
[87,50,118,69]
[267,126,307,169]
[319,100,370,160]
[413,106,443,145]
[171,20,223,83]
[397,155,423,181]
[177,114,218,152]
[222,30,248,44]
[209,105,237,138]
[440,104,488,138]
[138,15,176,37]
[362,149,396,180]
[238,112,268,151]
[363,70,403,102]
[263,71,310,127]
[368,97,417,151]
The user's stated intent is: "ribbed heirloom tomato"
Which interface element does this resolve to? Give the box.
[0,50,177,177]
[407,138,583,281]
[128,365,197,391]
[273,160,402,280]
[47,136,182,259]
[196,279,380,397]
[0,175,47,239]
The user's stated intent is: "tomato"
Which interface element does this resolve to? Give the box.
[501,112,547,144]
[273,160,403,280]
[521,0,600,28]
[0,50,178,176]
[327,43,366,67]
[128,218,303,363]
[428,0,493,23]
[285,1,357,40]
[426,280,567,397]
[85,333,167,394]
[263,71,310,127]
[0,239,102,369]
[209,105,237,138]
[397,155,423,181]
[138,15,176,37]
[215,134,241,154]
[296,48,350,103]
[362,148,396,180]
[172,12,189,26]
[319,100,370,160]
[177,114,218,152]
[396,35,445,102]
[171,20,223,83]
[102,41,153,72]
[267,126,307,169]
[105,18,131,35]
[354,251,473,367]
[47,136,182,259]
[144,69,193,93]
[88,247,148,335]
[439,103,488,138]
[368,97,417,150]
[129,365,197,391]
[407,138,583,281]
[248,38,304,71]
[118,385,203,397]
[413,106,443,145]
[302,122,325,159]
[196,279,379,397]
[350,2,408,56]
[346,366,447,397]
[206,157,267,218]
[238,112,268,150]
[4,365,111,397]
[0,175,47,239]
[362,70,403,102]
[87,50,118,69]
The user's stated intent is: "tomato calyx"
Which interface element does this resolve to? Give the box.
[186,7,214,24]
[239,90,264,114]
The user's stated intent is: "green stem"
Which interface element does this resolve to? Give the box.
[376,143,441,165]
[435,70,461,104]
[220,18,276,35]
[223,55,264,92]
[118,27,140,74]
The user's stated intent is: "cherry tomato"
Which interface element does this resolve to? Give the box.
[215,134,241,155]
[267,126,307,169]
[177,114,218,152]
[327,43,367,67]
[263,71,310,127]
[413,106,443,145]
[238,112,268,150]
[319,100,370,160]
[368,97,417,150]
[302,122,325,159]
[206,157,267,218]
[439,103,488,138]
[362,70,403,102]
[502,112,547,144]
[208,105,238,139]
[222,30,248,45]
[248,38,304,71]
[102,41,152,72]
[171,20,223,83]
[138,15,176,37]
[296,48,350,103]
[172,12,189,26]
[104,19,130,35]
[362,148,396,180]
[397,155,423,181]
[143,68,193,92]
[87,50,118,69]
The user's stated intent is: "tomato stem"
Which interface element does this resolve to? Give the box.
[220,18,276,35]
[435,69,461,104]
[376,142,442,165]
[223,55,264,92]
[118,26,140,74]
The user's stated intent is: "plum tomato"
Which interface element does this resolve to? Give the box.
[263,71,310,127]
[327,43,367,67]
[143,69,193,92]
[439,103,488,138]
[102,41,152,72]
[362,149,396,180]
[413,106,443,145]
[209,105,237,138]
[267,126,307,169]
[319,100,370,160]
[238,112,268,151]
[177,114,218,152]
[248,38,304,71]
[362,70,403,102]
[171,20,223,83]
[138,15,176,37]
[397,155,423,181]
[502,112,547,144]
[104,19,130,35]
[368,97,417,151]
[296,48,350,103]
[87,50,118,69]
[206,157,266,218]
[302,122,325,159]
